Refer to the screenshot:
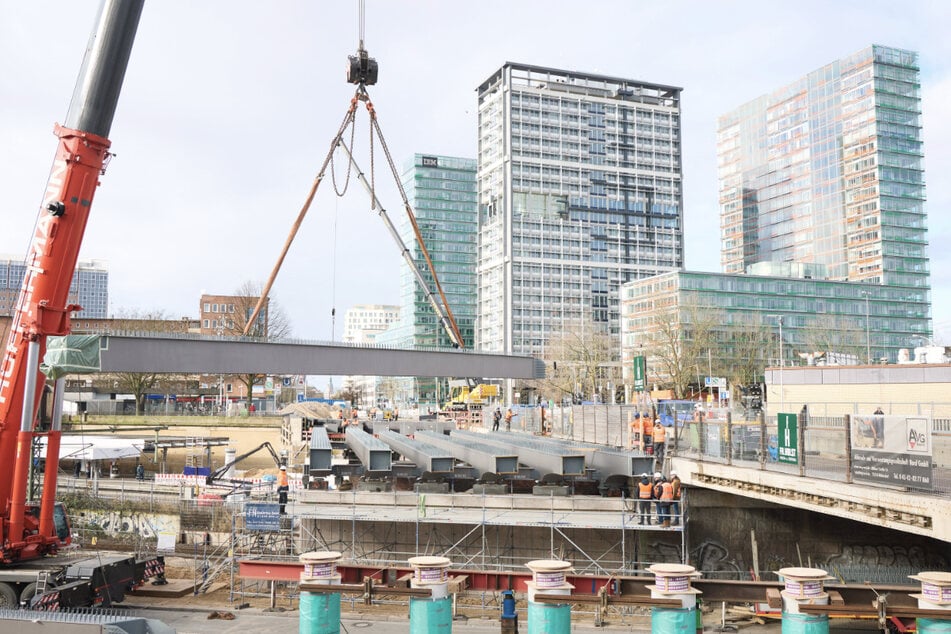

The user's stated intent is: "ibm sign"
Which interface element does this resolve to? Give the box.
[421,156,439,167]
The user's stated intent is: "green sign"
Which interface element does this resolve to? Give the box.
[633,356,647,392]
[777,413,798,464]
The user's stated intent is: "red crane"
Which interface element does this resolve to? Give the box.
[0,0,143,564]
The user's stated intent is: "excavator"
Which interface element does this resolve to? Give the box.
[0,0,164,609]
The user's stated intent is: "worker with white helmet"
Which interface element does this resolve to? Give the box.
[277,465,289,514]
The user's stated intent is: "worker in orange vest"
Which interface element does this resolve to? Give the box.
[653,420,667,466]
[636,473,654,525]
[277,465,289,514]
[670,471,682,526]
[641,415,653,455]
[654,473,674,527]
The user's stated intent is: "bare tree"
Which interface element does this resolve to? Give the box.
[536,322,622,404]
[643,301,722,399]
[105,309,191,415]
[222,281,293,410]
[726,314,771,389]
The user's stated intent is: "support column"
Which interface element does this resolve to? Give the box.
[299,551,342,634]
[525,559,573,634]
[777,567,830,634]
[910,571,951,633]
[647,563,702,633]
[408,556,453,634]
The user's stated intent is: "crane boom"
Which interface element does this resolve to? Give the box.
[0,0,142,562]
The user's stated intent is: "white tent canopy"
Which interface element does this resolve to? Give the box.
[40,436,145,461]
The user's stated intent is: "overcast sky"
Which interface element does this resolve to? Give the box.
[2,1,950,369]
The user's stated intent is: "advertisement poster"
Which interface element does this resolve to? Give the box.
[777,413,798,464]
[851,414,933,491]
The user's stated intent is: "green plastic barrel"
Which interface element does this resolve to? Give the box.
[528,600,571,634]
[409,596,452,634]
[781,612,829,634]
[299,591,341,634]
[918,618,951,633]
[652,607,696,633]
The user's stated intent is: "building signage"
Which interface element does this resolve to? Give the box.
[633,356,647,392]
[851,414,933,491]
[777,413,798,464]
[421,155,439,167]
[245,503,281,531]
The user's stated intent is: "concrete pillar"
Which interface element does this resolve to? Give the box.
[777,567,830,634]
[299,551,342,634]
[647,563,702,633]
[525,559,573,634]
[408,556,452,634]
[909,571,951,633]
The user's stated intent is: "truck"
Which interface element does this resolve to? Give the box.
[443,379,500,411]
[0,0,164,609]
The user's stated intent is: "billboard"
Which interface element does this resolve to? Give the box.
[851,414,933,491]
[633,356,647,392]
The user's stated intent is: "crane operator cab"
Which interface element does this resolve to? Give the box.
[25,502,73,546]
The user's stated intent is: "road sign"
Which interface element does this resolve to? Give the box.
[777,413,798,464]
[633,356,647,392]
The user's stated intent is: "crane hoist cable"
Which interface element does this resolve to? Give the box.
[244,6,465,349]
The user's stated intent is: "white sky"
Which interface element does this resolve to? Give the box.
[2,0,950,367]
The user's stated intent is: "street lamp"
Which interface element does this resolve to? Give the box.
[862,290,871,365]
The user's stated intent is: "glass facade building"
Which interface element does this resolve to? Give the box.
[621,270,931,378]
[374,154,478,407]
[476,63,684,357]
[718,45,928,292]
[0,257,108,319]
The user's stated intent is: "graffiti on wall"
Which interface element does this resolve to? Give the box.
[78,510,180,539]
[827,544,948,570]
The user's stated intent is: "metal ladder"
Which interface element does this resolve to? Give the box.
[34,570,50,597]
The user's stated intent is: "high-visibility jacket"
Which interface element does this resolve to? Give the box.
[642,419,653,438]
[659,481,674,500]
[653,425,666,443]
[637,481,653,499]
[278,471,289,488]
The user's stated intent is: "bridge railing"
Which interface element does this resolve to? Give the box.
[541,403,949,496]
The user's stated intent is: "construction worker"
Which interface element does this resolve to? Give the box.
[628,412,642,450]
[654,473,674,528]
[670,471,682,526]
[642,416,653,456]
[277,465,289,514]
[492,407,502,431]
[636,473,654,525]
[653,420,667,466]
[504,407,515,432]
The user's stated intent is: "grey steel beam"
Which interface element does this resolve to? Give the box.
[370,420,454,436]
[459,431,652,477]
[309,427,332,473]
[345,427,392,473]
[95,334,544,379]
[451,430,586,476]
[376,430,455,473]
[414,430,520,476]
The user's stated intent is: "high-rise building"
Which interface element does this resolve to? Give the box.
[0,256,108,318]
[380,154,478,350]
[476,63,684,358]
[342,304,400,407]
[718,45,927,291]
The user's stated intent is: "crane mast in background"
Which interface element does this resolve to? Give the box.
[0,0,143,563]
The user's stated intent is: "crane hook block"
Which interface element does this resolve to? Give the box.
[347,50,378,86]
